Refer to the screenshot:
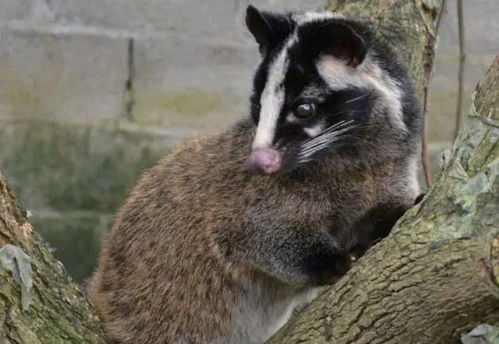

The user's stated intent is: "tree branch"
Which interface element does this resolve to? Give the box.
[454,0,467,141]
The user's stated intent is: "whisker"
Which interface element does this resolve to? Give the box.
[300,134,345,153]
[302,123,357,148]
[312,124,357,143]
[326,110,360,119]
[297,136,350,163]
[345,94,368,104]
[313,120,350,137]
[298,123,358,159]
[298,120,360,160]
[298,137,340,157]
[323,119,355,132]
[302,120,354,146]
[300,131,342,152]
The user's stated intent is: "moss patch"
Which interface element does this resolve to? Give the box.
[33,213,112,282]
[0,121,169,212]
[134,88,241,128]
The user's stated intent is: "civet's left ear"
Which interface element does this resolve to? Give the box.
[303,22,367,67]
[246,5,291,55]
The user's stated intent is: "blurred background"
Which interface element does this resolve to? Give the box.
[0,0,497,282]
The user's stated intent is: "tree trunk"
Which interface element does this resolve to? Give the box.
[0,175,108,342]
[268,57,499,343]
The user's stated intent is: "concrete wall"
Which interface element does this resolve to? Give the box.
[0,0,497,280]
[0,0,325,280]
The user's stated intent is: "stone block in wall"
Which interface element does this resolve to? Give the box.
[132,36,258,134]
[0,30,128,124]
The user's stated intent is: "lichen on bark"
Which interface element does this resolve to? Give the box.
[0,173,108,343]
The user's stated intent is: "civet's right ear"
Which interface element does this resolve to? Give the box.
[245,5,290,55]
[302,21,367,67]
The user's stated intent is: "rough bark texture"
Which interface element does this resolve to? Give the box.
[0,175,108,343]
[268,55,499,343]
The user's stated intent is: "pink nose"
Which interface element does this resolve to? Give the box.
[246,148,282,175]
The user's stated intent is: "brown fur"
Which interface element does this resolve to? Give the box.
[89,119,417,344]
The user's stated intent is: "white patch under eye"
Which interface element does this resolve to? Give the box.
[286,114,299,124]
[252,33,298,150]
[304,122,325,138]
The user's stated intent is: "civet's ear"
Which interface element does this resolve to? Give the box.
[246,5,291,55]
[305,21,367,67]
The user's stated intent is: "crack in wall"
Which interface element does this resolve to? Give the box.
[123,38,136,121]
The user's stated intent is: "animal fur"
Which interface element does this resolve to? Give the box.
[90,6,422,344]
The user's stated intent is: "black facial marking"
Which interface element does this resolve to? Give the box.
[298,20,367,66]
[246,6,295,55]
[246,9,422,174]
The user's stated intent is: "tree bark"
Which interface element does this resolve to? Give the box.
[268,57,499,343]
[0,175,108,342]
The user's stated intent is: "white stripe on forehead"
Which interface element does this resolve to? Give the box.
[252,32,298,150]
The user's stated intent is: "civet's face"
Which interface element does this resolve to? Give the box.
[245,6,417,175]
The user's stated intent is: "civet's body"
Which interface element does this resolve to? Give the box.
[90,6,422,344]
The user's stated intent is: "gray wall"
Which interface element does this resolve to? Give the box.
[0,0,497,280]
[0,0,324,133]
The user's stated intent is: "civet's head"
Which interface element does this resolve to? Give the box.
[244,6,421,175]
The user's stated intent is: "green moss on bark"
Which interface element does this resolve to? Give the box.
[0,172,108,344]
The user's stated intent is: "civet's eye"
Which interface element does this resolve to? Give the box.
[251,103,261,122]
[294,103,316,118]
